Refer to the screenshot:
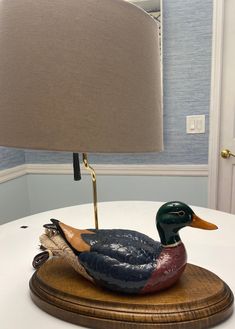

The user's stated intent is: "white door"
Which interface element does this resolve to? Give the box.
[209,0,235,213]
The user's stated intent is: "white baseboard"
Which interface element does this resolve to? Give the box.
[0,163,208,184]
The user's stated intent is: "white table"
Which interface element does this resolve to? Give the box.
[0,201,235,329]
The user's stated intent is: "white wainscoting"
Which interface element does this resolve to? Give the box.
[0,164,208,224]
[0,175,30,224]
[0,164,208,183]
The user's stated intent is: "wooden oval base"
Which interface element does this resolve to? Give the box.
[29,258,234,329]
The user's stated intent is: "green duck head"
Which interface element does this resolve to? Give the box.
[156,201,218,246]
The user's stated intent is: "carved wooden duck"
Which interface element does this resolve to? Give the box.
[33,201,217,294]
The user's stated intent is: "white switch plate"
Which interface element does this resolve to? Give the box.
[186,115,205,134]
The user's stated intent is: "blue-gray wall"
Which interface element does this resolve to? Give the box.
[0,0,213,168]
[0,173,208,225]
[0,176,30,224]
[0,147,25,170]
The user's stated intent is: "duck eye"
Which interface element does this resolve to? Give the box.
[170,211,185,216]
[178,211,185,216]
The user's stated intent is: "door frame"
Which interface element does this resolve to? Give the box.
[208,0,225,209]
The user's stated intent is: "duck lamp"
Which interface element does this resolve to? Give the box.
[0,0,233,327]
[30,201,234,328]
[33,201,218,294]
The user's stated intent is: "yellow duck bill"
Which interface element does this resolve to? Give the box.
[190,214,218,230]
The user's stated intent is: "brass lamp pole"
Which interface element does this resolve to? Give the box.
[82,154,99,230]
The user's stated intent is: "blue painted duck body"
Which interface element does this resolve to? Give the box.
[76,229,186,294]
[33,201,217,294]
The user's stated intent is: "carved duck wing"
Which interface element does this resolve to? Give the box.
[81,229,161,263]
[78,229,163,293]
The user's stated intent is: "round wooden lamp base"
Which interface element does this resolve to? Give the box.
[29,258,233,329]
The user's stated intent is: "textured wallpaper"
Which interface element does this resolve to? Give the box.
[0,147,25,170]
[0,0,213,169]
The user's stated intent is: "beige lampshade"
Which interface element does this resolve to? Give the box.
[0,0,162,153]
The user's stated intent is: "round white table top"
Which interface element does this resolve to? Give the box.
[0,201,235,329]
